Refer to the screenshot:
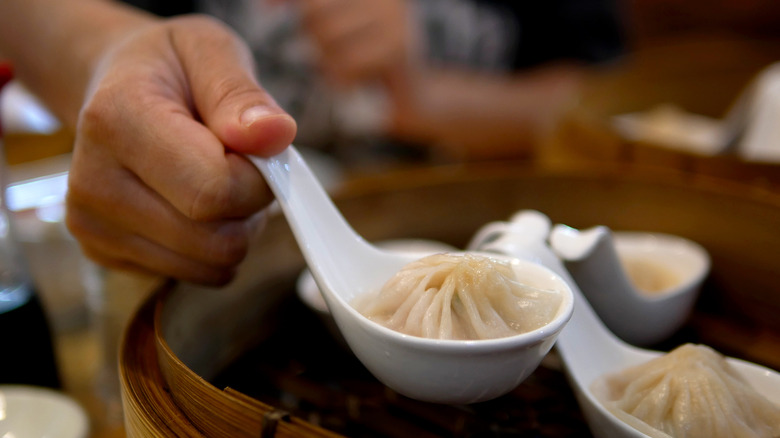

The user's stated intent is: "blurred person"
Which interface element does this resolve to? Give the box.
[0,0,297,286]
[198,0,625,164]
[303,0,626,163]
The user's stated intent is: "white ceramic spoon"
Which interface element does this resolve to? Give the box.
[249,147,574,404]
[549,225,710,346]
[473,210,780,437]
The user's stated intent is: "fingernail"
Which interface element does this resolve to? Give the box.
[240,106,276,127]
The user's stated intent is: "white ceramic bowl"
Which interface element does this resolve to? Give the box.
[0,385,89,438]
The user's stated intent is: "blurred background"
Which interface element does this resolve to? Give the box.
[543,0,780,180]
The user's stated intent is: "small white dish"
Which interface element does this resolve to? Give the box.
[549,226,711,346]
[0,385,89,438]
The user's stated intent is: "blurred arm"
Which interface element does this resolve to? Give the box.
[385,62,584,161]
[299,0,588,161]
[0,0,154,128]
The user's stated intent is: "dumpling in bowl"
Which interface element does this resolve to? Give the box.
[591,343,780,438]
[353,253,563,340]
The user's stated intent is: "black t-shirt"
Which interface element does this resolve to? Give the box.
[485,0,626,68]
[121,0,194,17]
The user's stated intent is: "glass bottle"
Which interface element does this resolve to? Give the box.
[0,62,61,388]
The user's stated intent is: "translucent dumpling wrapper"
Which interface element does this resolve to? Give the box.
[591,343,780,438]
[353,253,564,340]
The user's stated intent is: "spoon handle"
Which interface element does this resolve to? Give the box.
[249,146,374,288]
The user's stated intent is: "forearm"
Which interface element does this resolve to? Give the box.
[388,64,584,161]
[0,0,156,128]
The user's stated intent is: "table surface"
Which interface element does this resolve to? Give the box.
[53,270,164,438]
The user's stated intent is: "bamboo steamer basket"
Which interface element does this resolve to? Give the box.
[539,33,780,193]
[120,162,780,437]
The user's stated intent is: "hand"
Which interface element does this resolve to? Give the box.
[298,0,418,87]
[65,15,297,285]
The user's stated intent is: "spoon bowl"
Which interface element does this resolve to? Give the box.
[472,210,780,437]
[250,147,574,404]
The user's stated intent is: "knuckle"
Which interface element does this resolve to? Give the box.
[64,195,102,242]
[66,169,122,217]
[63,209,89,242]
[79,85,120,130]
[210,76,262,112]
[65,170,97,204]
[205,226,250,267]
[186,177,234,221]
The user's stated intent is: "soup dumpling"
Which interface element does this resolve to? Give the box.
[592,343,780,438]
[354,253,563,340]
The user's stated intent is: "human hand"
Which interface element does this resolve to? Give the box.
[65,15,297,286]
[298,0,419,87]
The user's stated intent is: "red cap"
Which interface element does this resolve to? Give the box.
[0,62,12,136]
[0,62,12,90]
[0,59,14,137]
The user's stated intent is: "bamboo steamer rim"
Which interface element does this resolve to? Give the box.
[120,281,340,437]
[338,161,780,208]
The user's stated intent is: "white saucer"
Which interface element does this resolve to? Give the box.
[0,385,89,438]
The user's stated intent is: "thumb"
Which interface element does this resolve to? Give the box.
[174,16,297,157]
